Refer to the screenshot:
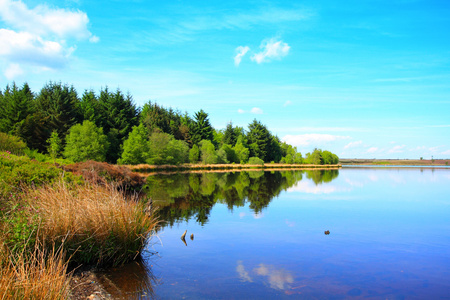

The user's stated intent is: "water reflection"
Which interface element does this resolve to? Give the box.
[236,261,294,291]
[144,170,339,227]
[100,168,450,299]
[96,258,158,299]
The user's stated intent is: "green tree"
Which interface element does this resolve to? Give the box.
[189,144,200,163]
[199,139,218,164]
[321,150,339,164]
[191,110,214,145]
[267,135,282,163]
[246,119,271,162]
[78,89,102,125]
[0,82,35,136]
[118,123,149,165]
[98,88,139,163]
[222,122,237,146]
[147,132,189,165]
[140,101,184,139]
[219,144,238,163]
[280,142,303,164]
[35,82,81,144]
[305,148,324,165]
[64,120,109,162]
[46,130,62,159]
[233,136,250,163]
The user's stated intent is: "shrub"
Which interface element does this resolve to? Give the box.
[248,157,264,166]
[0,152,80,198]
[189,144,200,163]
[0,132,27,155]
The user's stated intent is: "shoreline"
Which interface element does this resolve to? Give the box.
[126,163,342,173]
[340,158,449,166]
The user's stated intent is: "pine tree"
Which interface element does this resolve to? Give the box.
[191,109,214,145]
[246,119,272,162]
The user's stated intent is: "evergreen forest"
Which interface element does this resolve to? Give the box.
[0,82,339,165]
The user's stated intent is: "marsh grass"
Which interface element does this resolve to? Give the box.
[0,240,71,300]
[25,180,158,266]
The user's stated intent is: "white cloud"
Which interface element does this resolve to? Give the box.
[251,38,290,64]
[388,145,406,154]
[0,0,92,39]
[344,140,362,149]
[234,46,250,66]
[237,109,245,114]
[283,100,292,107]
[367,147,378,153]
[282,134,350,147]
[0,0,96,78]
[0,29,72,68]
[89,35,100,43]
[441,149,450,155]
[4,63,23,79]
[250,107,263,114]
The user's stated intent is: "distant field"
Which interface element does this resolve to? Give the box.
[340,159,450,166]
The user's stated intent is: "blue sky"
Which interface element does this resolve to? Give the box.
[1,0,449,159]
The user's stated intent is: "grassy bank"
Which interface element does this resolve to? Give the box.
[127,162,342,173]
[0,151,158,298]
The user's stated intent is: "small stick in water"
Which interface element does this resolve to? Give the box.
[190,233,194,240]
[181,230,187,246]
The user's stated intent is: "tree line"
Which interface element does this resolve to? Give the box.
[0,82,339,165]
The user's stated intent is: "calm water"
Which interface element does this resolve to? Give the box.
[99,167,450,299]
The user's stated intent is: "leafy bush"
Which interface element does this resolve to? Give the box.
[64,120,109,162]
[199,140,218,164]
[118,124,149,165]
[248,157,264,165]
[189,144,200,163]
[0,152,80,198]
[0,132,27,155]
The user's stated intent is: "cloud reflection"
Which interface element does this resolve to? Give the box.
[254,264,294,290]
[236,261,294,290]
[236,260,253,282]
[287,180,346,194]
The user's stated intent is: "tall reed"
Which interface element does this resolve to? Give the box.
[25,180,157,266]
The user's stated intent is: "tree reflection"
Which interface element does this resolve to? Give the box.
[144,170,339,228]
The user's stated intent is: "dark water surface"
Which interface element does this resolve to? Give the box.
[100,168,450,299]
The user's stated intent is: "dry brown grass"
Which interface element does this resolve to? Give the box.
[24,180,158,266]
[0,241,71,300]
[64,160,145,189]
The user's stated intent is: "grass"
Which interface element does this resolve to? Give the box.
[1,150,159,297]
[0,240,71,300]
[25,180,158,266]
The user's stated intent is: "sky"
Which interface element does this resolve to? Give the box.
[0,0,449,159]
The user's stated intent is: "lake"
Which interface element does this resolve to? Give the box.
[98,167,450,299]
